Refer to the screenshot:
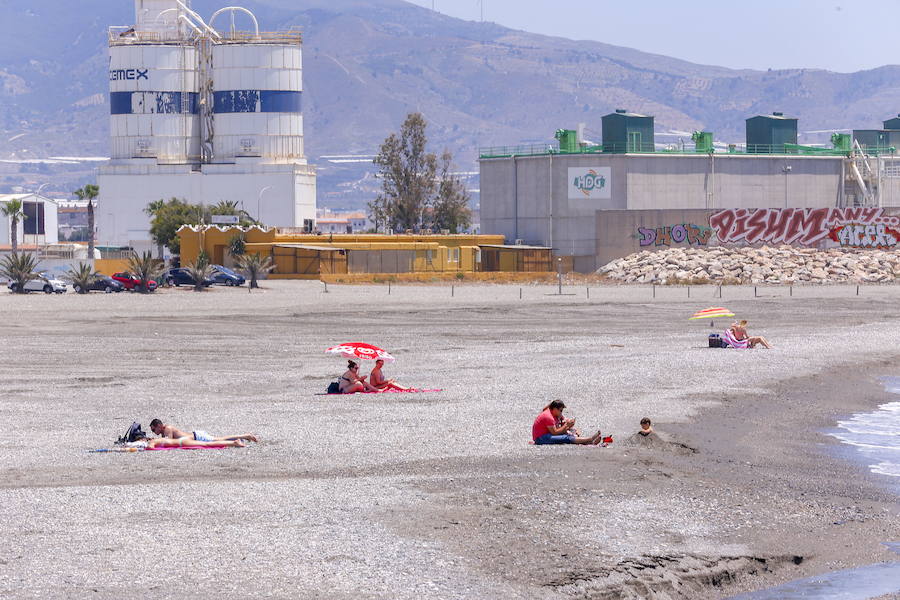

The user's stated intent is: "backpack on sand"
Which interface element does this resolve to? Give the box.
[326,381,340,394]
[116,421,147,445]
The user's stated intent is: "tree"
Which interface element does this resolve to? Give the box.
[430,150,473,234]
[144,199,167,259]
[227,233,246,258]
[66,262,100,294]
[73,184,99,258]
[147,198,199,255]
[1,199,25,252]
[0,253,40,293]
[126,251,165,293]
[235,252,275,289]
[184,252,214,292]
[370,112,437,232]
[210,200,256,225]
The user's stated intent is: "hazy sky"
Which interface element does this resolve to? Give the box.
[406,0,899,73]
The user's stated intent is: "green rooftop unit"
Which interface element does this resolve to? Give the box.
[831,133,851,152]
[884,114,900,130]
[602,109,654,153]
[691,131,714,153]
[853,129,900,152]
[745,112,797,153]
[555,129,579,153]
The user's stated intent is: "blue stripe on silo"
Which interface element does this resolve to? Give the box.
[213,90,302,113]
[109,92,199,115]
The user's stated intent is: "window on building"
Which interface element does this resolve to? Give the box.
[426,249,433,263]
[23,202,45,235]
[449,247,459,263]
[475,248,482,263]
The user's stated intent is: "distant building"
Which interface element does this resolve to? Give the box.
[0,193,59,248]
[315,211,372,233]
[55,199,91,241]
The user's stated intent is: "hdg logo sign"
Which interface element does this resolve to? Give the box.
[567,167,611,200]
[109,68,149,81]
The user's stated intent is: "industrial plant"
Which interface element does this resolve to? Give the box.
[480,111,900,272]
[97,0,316,250]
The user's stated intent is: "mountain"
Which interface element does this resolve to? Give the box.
[2,0,900,208]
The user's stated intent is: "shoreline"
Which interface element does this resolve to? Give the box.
[395,356,900,599]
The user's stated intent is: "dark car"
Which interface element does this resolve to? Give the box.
[209,265,246,286]
[165,268,214,287]
[73,275,125,294]
[111,272,158,292]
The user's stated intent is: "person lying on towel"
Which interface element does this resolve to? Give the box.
[130,436,246,449]
[150,419,258,443]
[368,359,410,392]
[532,400,603,445]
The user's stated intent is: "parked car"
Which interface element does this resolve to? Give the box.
[210,265,246,286]
[165,267,214,287]
[73,275,125,294]
[111,272,158,292]
[7,273,68,294]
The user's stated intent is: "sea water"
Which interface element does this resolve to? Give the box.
[727,380,900,599]
[832,376,900,480]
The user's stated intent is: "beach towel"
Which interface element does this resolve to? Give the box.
[722,328,749,349]
[90,445,230,453]
[317,389,443,396]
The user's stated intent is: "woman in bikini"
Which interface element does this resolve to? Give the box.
[732,319,773,349]
[339,360,381,394]
[132,437,246,449]
[368,359,410,392]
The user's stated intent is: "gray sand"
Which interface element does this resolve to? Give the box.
[1,282,899,598]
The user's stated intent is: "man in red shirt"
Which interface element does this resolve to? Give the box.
[532,400,602,445]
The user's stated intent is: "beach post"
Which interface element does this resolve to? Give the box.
[451,285,454,297]
[687,286,690,298]
[586,286,590,299]
[653,284,656,299]
[388,281,391,295]
[754,285,757,298]
[323,281,328,294]
[857,285,860,296]
[519,287,522,300]
[718,284,722,298]
[790,285,793,297]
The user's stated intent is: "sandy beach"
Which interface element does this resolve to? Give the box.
[1,281,899,599]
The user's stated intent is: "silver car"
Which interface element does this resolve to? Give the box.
[7,273,68,294]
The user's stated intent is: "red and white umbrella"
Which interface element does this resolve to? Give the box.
[325,342,395,363]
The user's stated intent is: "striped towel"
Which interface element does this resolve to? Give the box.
[722,328,749,349]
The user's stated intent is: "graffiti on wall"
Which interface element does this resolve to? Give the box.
[638,224,713,247]
[708,208,900,247]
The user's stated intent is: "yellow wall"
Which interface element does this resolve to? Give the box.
[94,258,131,276]
[176,226,513,276]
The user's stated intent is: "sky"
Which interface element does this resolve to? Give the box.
[406,0,899,73]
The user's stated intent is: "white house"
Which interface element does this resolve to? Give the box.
[0,193,59,249]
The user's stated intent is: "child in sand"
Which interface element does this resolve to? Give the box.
[638,417,654,437]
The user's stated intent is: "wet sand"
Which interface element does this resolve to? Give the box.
[1,282,899,598]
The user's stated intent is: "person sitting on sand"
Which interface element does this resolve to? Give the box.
[731,319,773,349]
[149,419,258,443]
[339,360,381,394]
[532,400,602,445]
[131,436,246,449]
[368,359,410,392]
[638,417,654,437]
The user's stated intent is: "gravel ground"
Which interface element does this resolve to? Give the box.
[1,281,899,598]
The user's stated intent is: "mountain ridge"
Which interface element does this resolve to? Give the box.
[1,0,899,207]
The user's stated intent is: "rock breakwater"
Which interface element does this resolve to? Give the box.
[598,246,900,284]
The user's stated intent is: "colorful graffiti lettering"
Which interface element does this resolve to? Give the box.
[828,223,900,248]
[708,208,900,246]
[638,224,713,247]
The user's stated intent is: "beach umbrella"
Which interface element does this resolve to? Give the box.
[325,342,395,363]
[689,306,735,328]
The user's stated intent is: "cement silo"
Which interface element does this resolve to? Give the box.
[98,1,316,250]
[211,40,305,162]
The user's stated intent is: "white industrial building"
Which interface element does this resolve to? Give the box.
[0,193,59,248]
[97,0,316,250]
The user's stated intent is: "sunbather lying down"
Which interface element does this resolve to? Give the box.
[130,437,246,449]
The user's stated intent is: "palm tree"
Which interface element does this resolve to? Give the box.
[1,199,26,252]
[0,253,40,293]
[144,199,167,259]
[74,184,99,258]
[126,251,165,293]
[235,252,275,289]
[184,252,214,292]
[66,261,100,294]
